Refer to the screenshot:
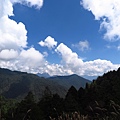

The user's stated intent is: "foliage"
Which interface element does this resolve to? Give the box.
[48,74,91,89]
[1,67,120,119]
[0,68,67,101]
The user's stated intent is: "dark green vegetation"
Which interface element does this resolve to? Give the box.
[0,68,67,100]
[1,68,120,119]
[0,68,90,101]
[48,74,91,89]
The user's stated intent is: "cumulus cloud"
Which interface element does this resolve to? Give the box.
[0,0,30,61]
[17,47,45,73]
[39,36,57,49]
[55,43,120,76]
[0,0,44,52]
[0,16,27,51]
[0,0,44,72]
[56,43,83,66]
[19,47,44,67]
[83,59,119,76]
[0,49,18,60]
[0,0,13,17]
[0,47,45,73]
[81,0,120,41]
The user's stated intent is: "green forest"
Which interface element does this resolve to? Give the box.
[1,68,120,120]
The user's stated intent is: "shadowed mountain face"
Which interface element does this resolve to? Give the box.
[48,74,91,90]
[0,68,67,101]
[0,68,91,101]
[90,68,120,104]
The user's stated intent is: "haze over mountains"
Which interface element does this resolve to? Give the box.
[37,72,98,80]
[37,73,51,78]
[0,68,91,100]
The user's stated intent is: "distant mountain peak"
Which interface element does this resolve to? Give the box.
[37,72,50,78]
[0,68,67,100]
[48,74,91,90]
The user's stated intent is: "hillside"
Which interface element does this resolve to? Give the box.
[1,68,120,120]
[89,68,120,104]
[76,67,120,110]
[0,68,67,100]
[48,74,91,89]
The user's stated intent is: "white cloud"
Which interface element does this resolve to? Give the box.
[83,59,119,76]
[0,0,29,61]
[0,49,18,60]
[0,0,45,73]
[106,44,120,51]
[10,0,43,9]
[56,43,83,66]
[0,0,44,53]
[81,0,120,41]
[0,0,13,17]
[19,47,44,66]
[73,40,90,51]
[55,43,120,76]
[0,16,27,50]
[39,36,57,49]
[43,51,48,57]
[79,40,89,51]
[16,47,45,73]
[0,47,46,73]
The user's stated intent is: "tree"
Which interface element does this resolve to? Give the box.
[64,86,79,112]
[38,86,53,119]
[12,91,39,120]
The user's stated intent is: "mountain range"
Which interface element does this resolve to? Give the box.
[37,72,97,80]
[48,74,91,89]
[1,67,120,119]
[0,68,91,100]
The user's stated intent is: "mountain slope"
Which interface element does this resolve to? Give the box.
[48,74,91,89]
[91,68,120,104]
[78,67,120,108]
[0,68,67,101]
[37,73,50,78]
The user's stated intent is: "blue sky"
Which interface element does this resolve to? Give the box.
[0,0,120,77]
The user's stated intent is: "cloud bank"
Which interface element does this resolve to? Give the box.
[0,0,44,73]
[81,0,120,41]
[55,43,119,76]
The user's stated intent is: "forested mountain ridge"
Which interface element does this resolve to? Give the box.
[0,68,91,101]
[90,68,120,104]
[0,68,67,100]
[48,74,91,89]
[1,68,120,119]
[75,67,120,112]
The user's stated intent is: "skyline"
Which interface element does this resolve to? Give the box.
[0,0,120,77]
